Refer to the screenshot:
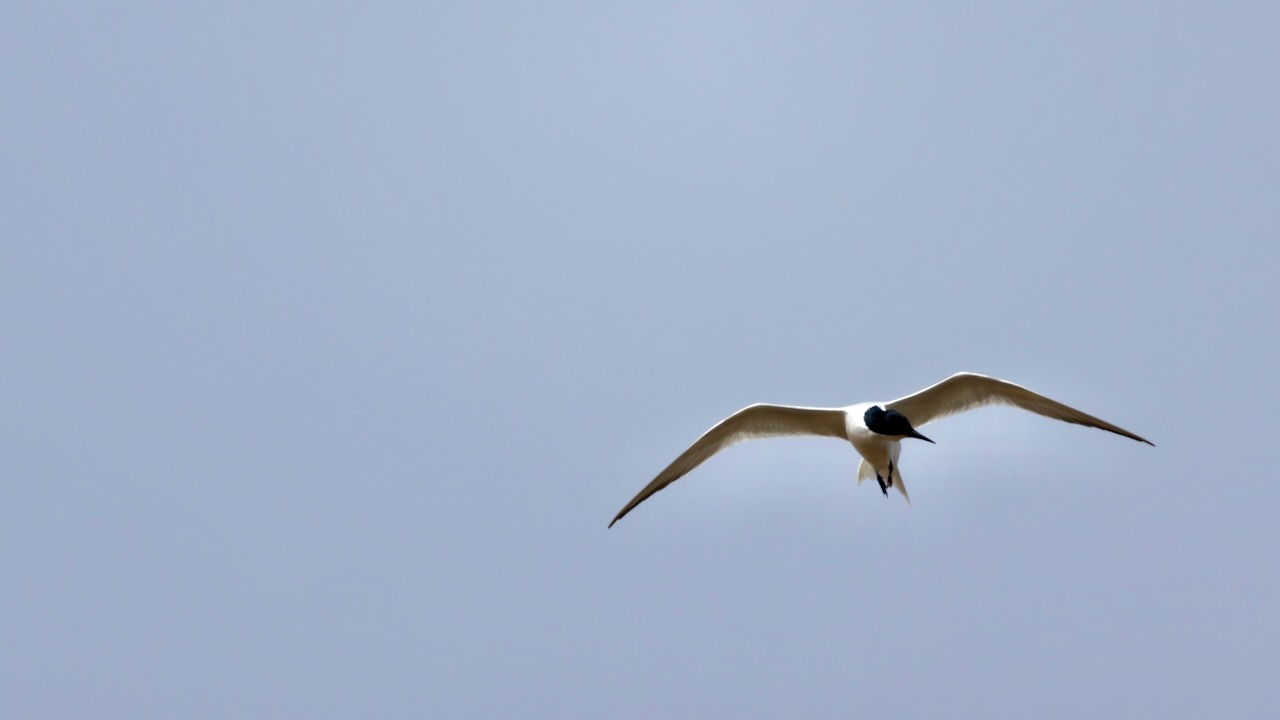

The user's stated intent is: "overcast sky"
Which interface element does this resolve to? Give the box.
[3,2,1278,718]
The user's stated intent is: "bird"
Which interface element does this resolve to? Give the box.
[609,372,1152,527]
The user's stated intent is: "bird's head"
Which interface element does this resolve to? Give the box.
[864,405,934,443]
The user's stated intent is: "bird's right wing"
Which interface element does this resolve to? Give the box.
[609,404,847,527]
[887,372,1153,445]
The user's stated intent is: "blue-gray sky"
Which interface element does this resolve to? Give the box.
[3,2,1277,718]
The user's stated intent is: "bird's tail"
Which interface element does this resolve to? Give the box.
[857,460,911,504]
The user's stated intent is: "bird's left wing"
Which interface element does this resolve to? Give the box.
[886,372,1154,445]
[609,404,847,527]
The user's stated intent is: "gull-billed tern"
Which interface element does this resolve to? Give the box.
[609,372,1152,527]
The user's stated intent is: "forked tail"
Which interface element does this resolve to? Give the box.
[857,459,911,503]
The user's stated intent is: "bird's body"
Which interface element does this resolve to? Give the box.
[844,403,909,499]
[609,372,1152,527]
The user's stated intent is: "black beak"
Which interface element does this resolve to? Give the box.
[908,428,935,444]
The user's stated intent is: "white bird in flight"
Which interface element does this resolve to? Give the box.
[609,372,1152,527]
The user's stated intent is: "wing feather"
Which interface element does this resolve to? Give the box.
[609,404,847,527]
[886,372,1153,445]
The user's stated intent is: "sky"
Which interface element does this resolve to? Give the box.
[3,2,1278,718]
